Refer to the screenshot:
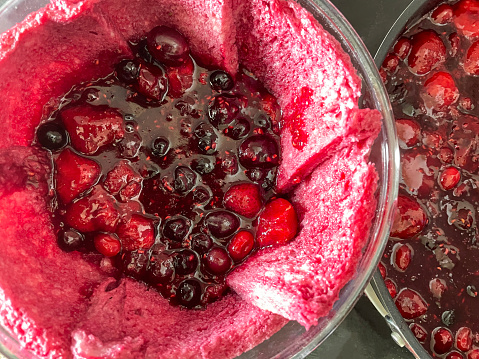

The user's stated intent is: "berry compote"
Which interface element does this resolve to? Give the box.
[381,0,479,357]
[35,26,298,309]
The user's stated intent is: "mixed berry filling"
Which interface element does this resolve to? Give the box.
[381,0,479,357]
[35,26,298,308]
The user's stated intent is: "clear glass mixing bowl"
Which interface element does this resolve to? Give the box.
[0,0,399,357]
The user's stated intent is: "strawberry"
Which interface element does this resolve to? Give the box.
[60,105,125,155]
[104,160,142,200]
[395,119,421,148]
[165,57,194,98]
[429,278,447,299]
[256,198,298,248]
[453,0,479,38]
[393,243,412,271]
[431,4,454,24]
[224,183,263,218]
[464,40,479,75]
[136,63,168,101]
[228,231,255,261]
[65,186,120,232]
[378,262,387,279]
[410,323,428,343]
[384,279,397,298]
[456,327,473,352]
[94,233,122,257]
[421,71,459,110]
[408,30,446,75]
[390,194,428,239]
[116,214,155,251]
[432,327,453,355]
[393,37,412,60]
[395,288,428,319]
[55,148,101,204]
[382,53,399,74]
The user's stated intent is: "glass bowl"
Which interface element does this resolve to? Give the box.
[0,0,399,358]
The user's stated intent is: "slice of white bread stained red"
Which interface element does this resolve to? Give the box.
[227,141,379,329]
[0,148,111,358]
[93,0,238,74]
[233,0,382,192]
[71,279,287,359]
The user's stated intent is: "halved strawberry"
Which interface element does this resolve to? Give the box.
[116,214,155,251]
[464,40,479,75]
[453,0,479,38]
[136,63,168,101]
[256,198,298,248]
[390,194,428,239]
[104,160,142,200]
[224,183,263,218]
[395,119,421,148]
[94,233,122,257]
[165,57,194,98]
[408,30,446,75]
[60,105,125,155]
[55,148,101,204]
[65,186,120,232]
[421,72,459,110]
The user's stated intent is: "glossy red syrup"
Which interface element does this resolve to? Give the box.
[382,0,479,357]
[35,26,298,309]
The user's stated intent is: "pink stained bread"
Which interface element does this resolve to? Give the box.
[93,0,238,74]
[71,279,287,359]
[0,152,110,358]
[227,142,379,329]
[233,0,382,192]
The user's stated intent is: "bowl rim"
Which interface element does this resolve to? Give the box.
[282,0,399,357]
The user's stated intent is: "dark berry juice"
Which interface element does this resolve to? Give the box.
[381,0,479,357]
[35,26,298,309]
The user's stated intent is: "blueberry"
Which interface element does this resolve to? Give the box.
[115,59,140,84]
[152,137,170,157]
[208,95,239,128]
[246,168,265,182]
[146,26,190,66]
[121,250,149,279]
[225,117,250,140]
[190,233,213,254]
[205,247,232,275]
[194,125,218,155]
[193,186,210,204]
[146,252,175,284]
[177,279,202,308]
[174,249,198,275]
[239,135,280,168]
[163,216,191,242]
[37,122,68,151]
[205,211,240,238]
[57,229,84,252]
[209,70,234,91]
[136,39,154,63]
[254,114,271,129]
[192,158,215,175]
[174,166,197,193]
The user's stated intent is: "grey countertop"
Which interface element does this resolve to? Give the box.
[309,0,415,358]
